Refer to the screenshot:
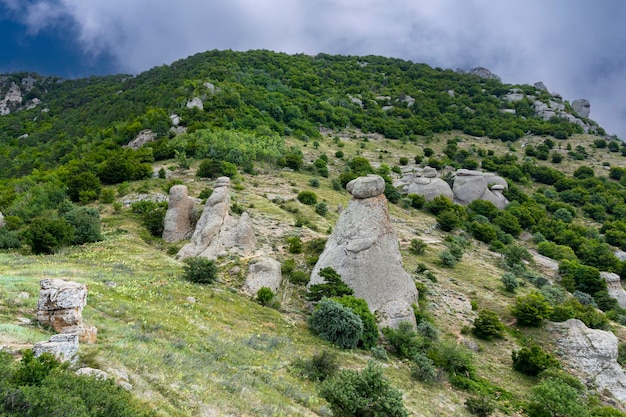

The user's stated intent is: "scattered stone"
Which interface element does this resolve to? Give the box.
[16,317,31,325]
[186,296,196,304]
[17,291,29,299]
[550,319,626,404]
[170,114,181,126]
[124,129,156,150]
[119,193,168,207]
[187,97,204,110]
[244,258,282,295]
[76,367,108,380]
[310,175,418,328]
[178,177,257,260]
[602,272,626,309]
[229,266,241,276]
[162,185,197,243]
[33,333,79,364]
[119,381,133,391]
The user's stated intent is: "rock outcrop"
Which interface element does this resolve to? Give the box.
[550,319,626,404]
[36,279,96,343]
[401,167,453,201]
[33,333,79,364]
[243,258,282,295]
[186,97,204,110]
[452,169,509,209]
[309,175,418,328]
[469,67,501,82]
[0,82,23,115]
[124,129,157,150]
[572,99,591,118]
[602,271,626,309]
[0,211,4,228]
[162,185,196,243]
[177,177,256,260]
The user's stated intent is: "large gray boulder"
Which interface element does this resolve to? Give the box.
[405,176,453,201]
[33,333,79,364]
[550,319,626,404]
[178,177,256,260]
[162,185,196,243]
[602,271,626,309]
[243,258,282,295]
[452,170,509,209]
[309,175,418,328]
[36,279,96,343]
[572,99,591,118]
[186,97,203,110]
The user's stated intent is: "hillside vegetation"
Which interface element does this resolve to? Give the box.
[1,50,626,416]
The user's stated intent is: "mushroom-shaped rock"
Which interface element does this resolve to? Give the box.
[602,271,626,309]
[309,175,418,329]
[346,174,385,199]
[422,166,438,178]
[162,185,196,243]
[244,258,282,295]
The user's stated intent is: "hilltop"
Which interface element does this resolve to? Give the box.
[1,50,626,416]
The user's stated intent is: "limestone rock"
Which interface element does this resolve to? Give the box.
[186,97,203,110]
[178,177,256,260]
[170,114,181,126]
[125,129,156,150]
[602,271,626,309]
[33,333,79,364]
[309,175,418,328]
[534,81,548,91]
[550,319,626,404]
[244,258,282,295]
[0,82,23,115]
[0,211,4,228]
[469,67,501,82]
[346,174,385,199]
[452,170,509,209]
[162,185,197,243]
[36,279,96,343]
[76,367,108,380]
[572,99,591,118]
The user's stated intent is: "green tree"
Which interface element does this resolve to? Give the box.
[309,298,364,349]
[333,296,378,349]
[25,217,74,254]
[307,267,354,301]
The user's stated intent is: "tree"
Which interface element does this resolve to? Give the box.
[25,217,74,254]
[307,267,354,301]
[309,298,363,349]
[319,362,408,417]
[63,206,102,245]
[525,378,590,417]
[333,296,378,349]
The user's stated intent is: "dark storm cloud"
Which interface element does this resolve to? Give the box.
[2,0,625,138]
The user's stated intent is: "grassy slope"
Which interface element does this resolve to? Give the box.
[1,130,625,416]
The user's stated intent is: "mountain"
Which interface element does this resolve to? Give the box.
[1,50,626,416]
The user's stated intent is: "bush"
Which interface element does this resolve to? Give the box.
[319,362,409,417]
[468,199,499,221]
[512,345,560,376]
[436,209,461,232]
[470,221,498,243]
[501,272,519,293]
[382,322,423,359]
[0,228,21,249]
[384,183,402,204]
[439,250,458,268]
[25,217,74,254]
[309,298,363,349]
[141,206,167,237]
[289,270,310,285]
[62,206,103,245]
[428,341,475,378]
[286,236,303,254]
[307,267,354,301]
[182,257,218,284]
[257,287,276,306]
[411,352,438,383]
[295,350,338,381]
[465,396,495,417]
[297,190,318,205]
[472,309,506,340]
[315,202,328,216]
[407,193,426,209]
[333,296,378,349]
[309,177,320,187]
[100,188,115,204]
[66,171,102,203]
[409,239,427,255]
[511,292,553,326]
[399,157,409,166]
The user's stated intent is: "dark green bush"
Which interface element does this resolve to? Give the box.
[63,206,103,245]
[297,190,318,205]
[294,350,338,382]
[425,195,455,215]
[307,267,353,301]
[512,345,560,376]
[66,171,102,203]
[465,396,495,417]
[315,202,328,216]
[472,309,506,340]
[511,292,553,327]
[256,287,276,306]
[309,298,363,349]
[501,272,519,293]
[411,352,438,383]
[25,217,74,254]
[407,193,426,209]
[382,322,423,359]
[436,209,461,232]
[286,236,303,254]
[333,296,378,349]
[409,239,427,255]
[289,270,310,285]
[0,228,21,249]
[182,257,218,284]
[428,341,475,378]
[384,183,402,204]
[319,362,408,417]
[439,249,458,268]
[467,199,499,221]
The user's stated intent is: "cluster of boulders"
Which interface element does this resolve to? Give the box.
[309,175,418,328]
[398,167,509,209]
[33,279,96,363]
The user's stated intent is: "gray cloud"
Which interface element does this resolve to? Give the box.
[3,0,626,138]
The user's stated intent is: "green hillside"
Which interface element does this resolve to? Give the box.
[1,50,626,416]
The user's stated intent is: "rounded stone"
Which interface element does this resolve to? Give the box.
[346,175,385,199]
[214,177,231,187]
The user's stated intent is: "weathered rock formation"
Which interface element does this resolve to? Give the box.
[602,271,626,309]
[572,99,591,118]
[36,279,97,343]
[0,211,4,228]
[162,185,196,243]
[469,67,501,82]
[243,258,282,295]
[401,167,453,201]
[534,81,548,91]
[0,82,23,115]
[33,333,79,364]
[453,169,509,209]
[186,97,204,110]
[177,177,256,260]
[310,175,418,328]
[125,129,157,150]
[550,319,626,405]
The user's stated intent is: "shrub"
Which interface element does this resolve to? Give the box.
[407,193,426,209]
[309,177,320,187]
[537,241,577,261]
[501,272,519,293]
[411,352,438,383]
[511,292,553,326]
[470,221,498,243]
[428,341,475,378]
[286,236,303,254]
[436,209,461,232]
[295,350,338,381]
[141,206,167,237]
[465,396,495,417]
[315,202,328,216]
[100,188,115,204]
[196,158,222,178]
[309,298,363,349]
[425,195,455,215]
[468,199,499,221]
[63,206,103,245]
[512,345,560,376]
[525,377,589,417]
[335,150,344,158]
[307,267,353,301]
[439,250,458,268]
[382,322,423,359]
[182,257,218,284]
[257,287,276,306]
[289,270,310,285]
[416,320,439,341]
[409,239,427,255]
[472,309,506,340]
[297,190,318,205]
[319,362,409,417]
[66,171,102,203]
[399,156,409,166]
[0,228,21,249]
[333,296,378,349]
[25,217,74,254]
[384,183,402,204]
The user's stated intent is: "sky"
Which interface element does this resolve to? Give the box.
[1,0,625,139]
